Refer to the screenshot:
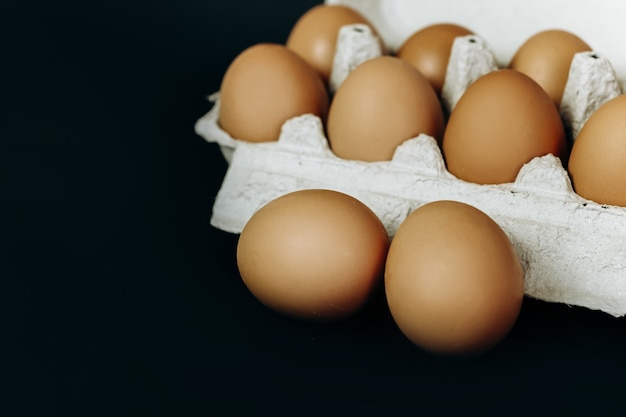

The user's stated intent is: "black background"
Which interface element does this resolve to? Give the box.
[3,0,626,415]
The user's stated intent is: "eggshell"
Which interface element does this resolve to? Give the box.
[509,29,592,108]
[396,23,474,95]
[327,56,444,161]
[236,189,389,321]
[286,4,379,82]
[442,69,567,184]
[384,200,524,356]
[568,94,626,207]
[218,43,329,143]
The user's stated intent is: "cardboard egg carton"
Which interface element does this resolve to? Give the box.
[195,0,626,317]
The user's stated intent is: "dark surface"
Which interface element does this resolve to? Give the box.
[3,1,626,415]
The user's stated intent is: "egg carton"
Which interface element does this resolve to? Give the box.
[328,0,626,89]
[196,0,626,317]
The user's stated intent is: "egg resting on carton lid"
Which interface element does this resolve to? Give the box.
[195,4,626,317]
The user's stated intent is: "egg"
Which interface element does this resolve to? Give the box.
[509,29,592,108]
[219,43,329,143]
[286,4,380,83]
[568,94,626,207]
[442,69,567,184]
[384,200,524,356]
[236,189,390,321]
[396,23,474,95]
[327,56,445,162]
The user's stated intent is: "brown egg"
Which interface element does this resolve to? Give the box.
[384,200,524,356]
[327,56,445,162]
[442,69,567,184]
[286,4,379,82]
[219,43,329,143]
[236,189,390,321]
[568,94,626,206]
[396,23,474,95]
[509,29,592,108]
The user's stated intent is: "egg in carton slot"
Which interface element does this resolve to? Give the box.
[195,1,626,317]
